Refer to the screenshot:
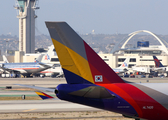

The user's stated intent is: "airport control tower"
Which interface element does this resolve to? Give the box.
[14,0,39,53]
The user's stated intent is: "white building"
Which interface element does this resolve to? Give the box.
[99,30,168,69]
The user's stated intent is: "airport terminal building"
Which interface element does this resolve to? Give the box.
[98,30,168,69]
[1,30,168,71]
[98,45,168,69]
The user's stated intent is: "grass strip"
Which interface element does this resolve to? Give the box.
[0,96,42,100]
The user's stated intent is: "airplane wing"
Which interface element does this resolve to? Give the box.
[153,68,163,71]
[15,84,56,100]
[38,62,53,68]
[114,68,128,74]
[123,68,128,72]
[152,67,166,72]
[0,66,12,72]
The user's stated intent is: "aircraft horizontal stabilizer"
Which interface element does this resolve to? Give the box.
[15,84,55,92]
[38,63,53,68]
[35,91,55,100]
[123,68,128,72]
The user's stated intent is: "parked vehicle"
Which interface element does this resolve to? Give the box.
[130,74,135,78]
[160,74,165,78]
[141,75,146,78]
[148,75,153,78]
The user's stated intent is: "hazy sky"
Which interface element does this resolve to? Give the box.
[1,0,168,36]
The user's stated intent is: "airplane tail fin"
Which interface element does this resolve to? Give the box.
[119,57,130,68]
[40,45,54,63]
[35,54,44,63]
[3,55,9,63]
[46,22,125,84]
[42,54,51,63]
[47,45,55,57]
[153,56,164,67]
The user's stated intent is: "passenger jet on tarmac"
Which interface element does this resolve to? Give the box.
[1,54,53,77]
[17,22,168,120]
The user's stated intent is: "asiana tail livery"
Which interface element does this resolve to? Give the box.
[17,22,168,120]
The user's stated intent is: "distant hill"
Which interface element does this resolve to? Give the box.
[0,33,168,55]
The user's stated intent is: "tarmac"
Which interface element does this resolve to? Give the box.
[0,77,167,119]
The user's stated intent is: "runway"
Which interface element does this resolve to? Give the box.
[0,99,99,113]
[0,78,100,114]
[1,77,168,98]
[0,77,66,88]
[1,77,167,97]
